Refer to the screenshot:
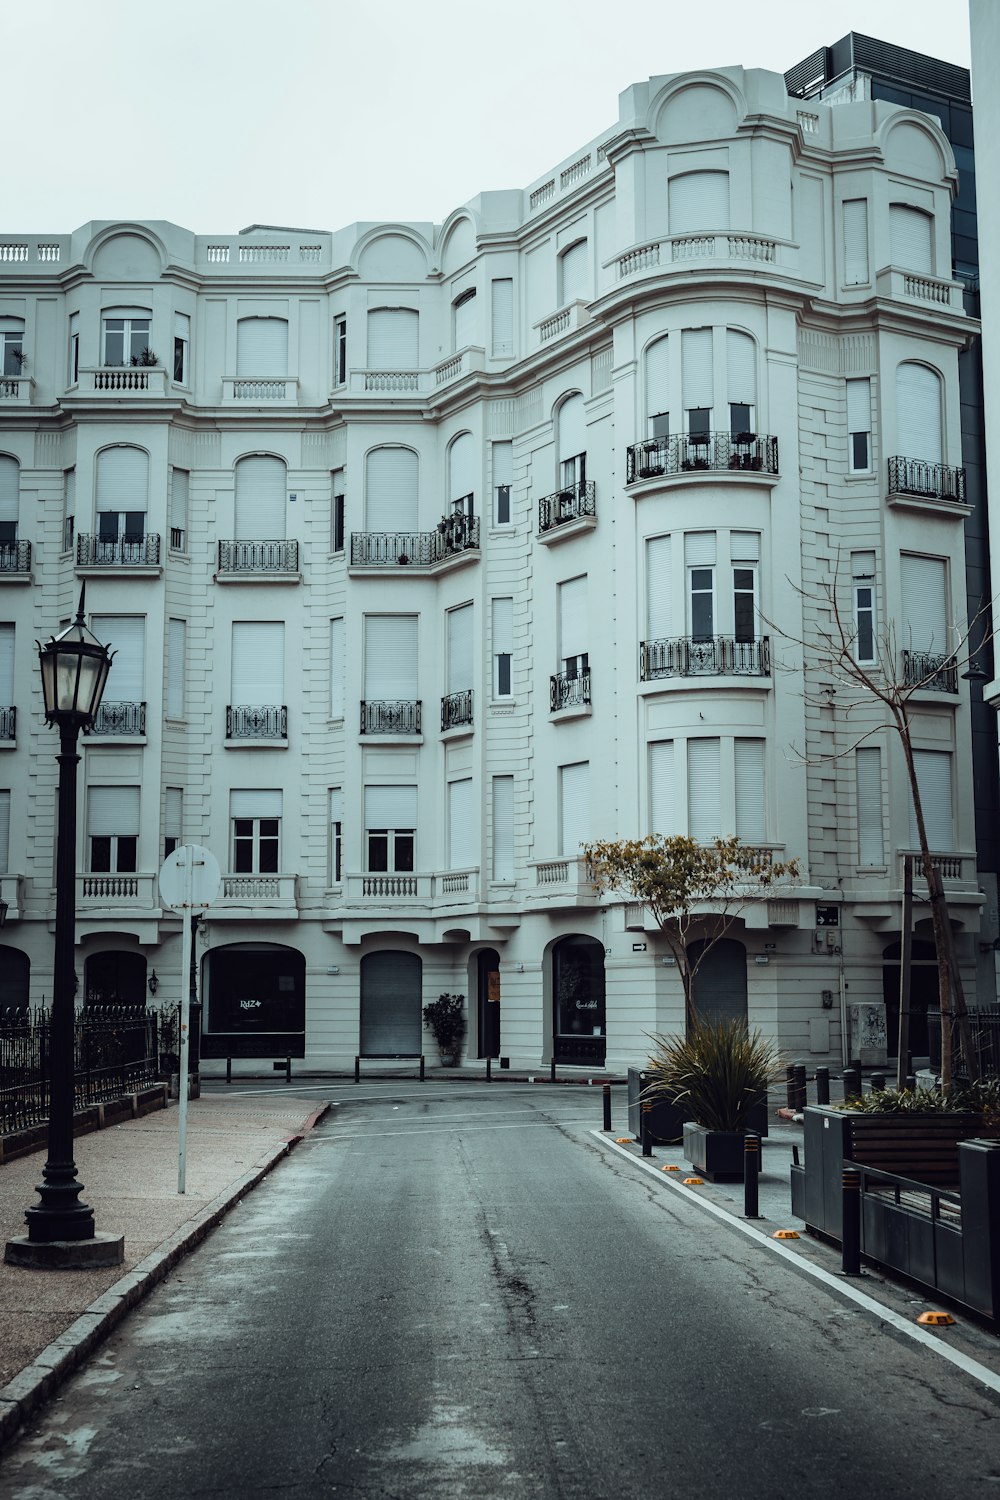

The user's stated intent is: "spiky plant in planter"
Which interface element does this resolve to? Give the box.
[642,1018,783,1133]
[423,993,466,1065]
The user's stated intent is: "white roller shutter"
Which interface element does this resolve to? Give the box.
[645,337,670,423]
[88,786,139,837]
[492,597,513,654]
[165,787,182,843]
[167,619,186,717]
[170,469,189,533]
[559,761,590,858]
[367,308,419,366]
[94,616,144,699]
[688,738,721,841]
[454,290,477,350]
[448,778,475,869]
[843,199,870,283]
[846,378,871,436]
[0,458,18,525]
[669,172,730,233]
[365,785,417,829]
[730,531,760,562]
[366,447,418,531]
[449,433,476,500]
[232,622,284,702]
[901,554,948,653]
[329,787,344,824]
[856,747,884,866]
[646,537,672,638]
[895,363,942,464]
[447,604,473,693]
[684,532,717,567]
[491,279,514,357]
[735,739,765,842]
[0,625,12,703]
[558,576,587,658]
[234,456,286,539]
[330,618,345,717]
[492,775,514,879]
[231,789,282,819]
[364,615,417,698]
[360,951,422,1055]
[492,442,513,487]
[0,791,10,872]
[726,331,755,405]
[96,447,148,512]
[558,394,586,463]
[890,205,933,273]
[236,317,288,376]
[909,750,954,850]
[649,741,675,834]
[682,329,713,410]
[560,240,588,304]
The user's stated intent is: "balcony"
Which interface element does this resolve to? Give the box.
[550,661,591,713]
[640,636,771,681]
[344,869,480,904]
[213,873,299,919]
[360,700,422,736]
[349,519,480,571]
[76,873,158,910]
[0,705,14,741]
[874,266,964,311]
[441,689,473,731]
[0,540,31,578]
[221,376,299,404]
[524,857,599,910]
[887,456,967,511]
[899,852,977,892]
[614,234,785,281]
[0,375,35,404]
[226,705,288,741]
[626,433,778,484]
[88,701,146,737]
[217,539,299,577]
[537,481,597,540]
[901,649,958,694]
[0,873,23,920]
[76,533,161,568]
[76,367,169,397]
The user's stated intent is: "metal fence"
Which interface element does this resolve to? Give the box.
[928,1009,1000,1081]
[0,1004,174,1136]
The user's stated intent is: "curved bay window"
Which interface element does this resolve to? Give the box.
[552,935,605,1065]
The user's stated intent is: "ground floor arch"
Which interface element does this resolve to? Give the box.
[203,942,306,1058]
[883,939,939,1059]
[360,950,422,1055]
[552,935,606,1066]
[688,938,748,1029]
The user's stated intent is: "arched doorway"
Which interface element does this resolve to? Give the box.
[552,935,605,1066]
[360,951,422,1055]
[476,948,501,1059]
[883,940,939,1058]
[0,947,29,1015]
[203,943,306,1058]
[84,950,147,1008]
[688,938,748,1028]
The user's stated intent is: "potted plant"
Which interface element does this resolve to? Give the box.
[130,347,158,367]
[641,1018,783,1180]
[423,992,466,1066]
[396,552,409,565]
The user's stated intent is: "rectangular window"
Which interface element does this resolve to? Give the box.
[909,750,954,851]
[169,468,188,551]
[331,469,345,551]
[103,314,151,367]
[493,442,513,525]
[855,747,884,866]
[0,789,10,872]
[901,553,948,656]
[558,576,587,668]
[364,614,418,699]
[447,603,473,696]
[334,316,347,386]
[167,618,186,718]
[559,761,589,859]
[491,278,513,358]
[649,741,675,833]
[164,787,182,859]
[847,378,872,472]
[230,789,282,873]
[734,739,765,843]
[92,615,144,715]
[492,775,514,880]
[63,469,75,552]
[0,327,23,378]
[685,533,716,641]
[492,598,513,698]
[682,327,713,436]
[330,618,345,718]
[852,552,876,664]
[0,624,13,710]
[454,288,477,351]
[88,786,139,872]
[687,739,721,842]
[448,778,475,869]
[231,621,284,706]
[364,785,416,872]
[68,311,79,384]
[329,787,343,883]
[843,199,870,285]
[173,313,190,384]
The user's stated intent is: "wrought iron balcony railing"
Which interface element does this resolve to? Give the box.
[0,540,30,572]
[350,520,480,567]
[887,456,966,505]
[550,665,592,712]
[0,705,15,739]
[217,539,299,573]
[90,701,146,736]
[76,533,160,567]
[640,636,771,680]
[901,649,958,694]
[226,704,288,739]
[626,433,778,483]
[360,699,422,735]
[537,481,596,533]
[441,689,473,731]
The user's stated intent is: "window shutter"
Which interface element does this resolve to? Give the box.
[895,363,942,464]
[492,597,513,654]
[64,468,75,520]
[558,576,587,658]
[726,331,755,406]
[94,615,144,699]
[96,447,148,512]
[669,172,730,233]
[649,741,675,833]
[0,625,12,702]
[559,762,589,858]
[360,952,422,1054]
[684,532,717,567]
[557,394,586,463]
[909,750,953,850]
[843,199,870,283]
[170,469,189,531]
[231,789,282,819]
[646,537,672,638]
[447,604,473,693]
[448,778,475,868]
[165,787,182,843]
[231,622,284,702]
[449,433,476,500]
[0,790,9,872]
[236,317,288,376]
[329,787,344,823]
[0,458,18,524]
[174,311,189,341]
[734,739,765,842]
[682,329,713,410]
[88,786,139,836]
[234,456,286,539]
[687,738,721,840]
[645,337,670,421]
[167,619,185,717]
[560,240,588,304]
[846,378,871,435]
[890,205,933,274]
[365,447,418,531]
[364,615,417,698]
[454,290,477,350]
[492,442,513,488]
[730,531,759,562]
[364,785,417,829]
[901,554,948,653]
[330,618,345,717]
[491,279,514,357]
[492,775,514,879]
[367,308,419,366]
[855,747,884,865]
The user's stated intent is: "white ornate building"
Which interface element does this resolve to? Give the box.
[0,63,982,1072]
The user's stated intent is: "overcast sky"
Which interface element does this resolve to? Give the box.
[7,0,972,235]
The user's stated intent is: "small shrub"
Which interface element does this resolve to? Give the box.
[422,993,466,1055]
[641,1018,784,1133]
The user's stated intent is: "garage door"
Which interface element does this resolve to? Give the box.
[360,951,422,1055]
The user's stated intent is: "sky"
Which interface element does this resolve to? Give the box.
[6,0,972,236]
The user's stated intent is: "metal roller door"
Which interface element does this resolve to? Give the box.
[360,951,422,1055]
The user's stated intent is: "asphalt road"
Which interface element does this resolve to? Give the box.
[1,1083,999,1498]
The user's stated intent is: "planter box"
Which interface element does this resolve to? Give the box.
[627,1069,768,1145]
[683,1123,747,1182]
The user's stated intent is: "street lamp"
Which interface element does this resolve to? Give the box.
[5,588,122,1268]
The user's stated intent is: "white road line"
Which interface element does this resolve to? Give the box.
[302,1119,597,1141]
[595,1130,1000,1397]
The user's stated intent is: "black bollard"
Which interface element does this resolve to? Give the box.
[871,1072,886,1092]
[842,1166,862,1276]
[602,1083,612,1132]
[743,1132,761,1218]
[641,1104,653,1156]
[550,1057,557,1084]
[815,1066,830,1106]
[785,1064,797,1109]
[905,1073,916,1092]
[793,1063,807,1112]
[842,1065,862,1102]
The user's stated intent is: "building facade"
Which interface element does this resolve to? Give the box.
[0,63,983,1072]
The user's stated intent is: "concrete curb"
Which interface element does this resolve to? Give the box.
[0,1102,331,1455]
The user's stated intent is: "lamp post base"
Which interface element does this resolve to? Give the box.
[4,1232,125,1269]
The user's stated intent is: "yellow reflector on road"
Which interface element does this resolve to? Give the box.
[662,1164,681,1172]
[615,1137,632,1144]
[683,1177,704,1186]
[917,1311,955,1326]
[773,1229,800,1240]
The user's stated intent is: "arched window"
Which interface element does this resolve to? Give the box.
[726,330,756,437]
[0,455,19,544]
[360,951,422,1055]
[453,289,477,351]
[95,446,149,558]
[234,455,287,540]
[236,317,288,377]
[895,363,943,465]
[365,447,418,531]
[559,240,588,305]
[447,432,475,521]
[367,308,419,367]
[688,937,747,1028]
[0,317,25,377]
[552,935,606,1066]
[645,337,669,439]
[889,205,933,275]
[203,943,306,1055]
[84,950,147,1009]
[557,393,586,490]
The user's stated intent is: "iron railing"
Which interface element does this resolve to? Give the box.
[626,433,779,483]
[550,666,592,711]
[0,705,14,739]
[888,456,966,505]
[441,689,473,730]
[360,700,422,735]
[217,539,299,573]
[538,481,597,533]
[640,636,771,680]
[0,540,30,572]
[90,700,146,736]
[226,704,288,739]
[901,649,958,693]
[928,1009,1000,1082]
[76,533,161,566]
[350,520,480,567]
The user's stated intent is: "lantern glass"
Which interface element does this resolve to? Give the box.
[38,614,114,726]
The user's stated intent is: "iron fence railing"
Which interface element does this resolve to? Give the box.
[901,649,958,693]
[226,704,288,739]
[640,635,771,680]
[90,700,146,735]
[928,1009,1000,1082]
[76,533,161,566]
[0,705,15,740]
[626,432,778,483]
[0,539,30,572]
[217,539,299,573]
[537,480,597,533]
[888,455,966,505]
[441,689,473,730]
[350,520,480,567]
[550,666,592,711]
[361,699,422,735]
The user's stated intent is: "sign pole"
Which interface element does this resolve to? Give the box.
[177,849,194,1194]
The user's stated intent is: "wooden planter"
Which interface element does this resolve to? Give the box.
[683,1123,746,1182]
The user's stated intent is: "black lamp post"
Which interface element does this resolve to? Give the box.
[5,589,122,1268]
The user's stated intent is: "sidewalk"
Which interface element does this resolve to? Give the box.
[0,1092,327,1451]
